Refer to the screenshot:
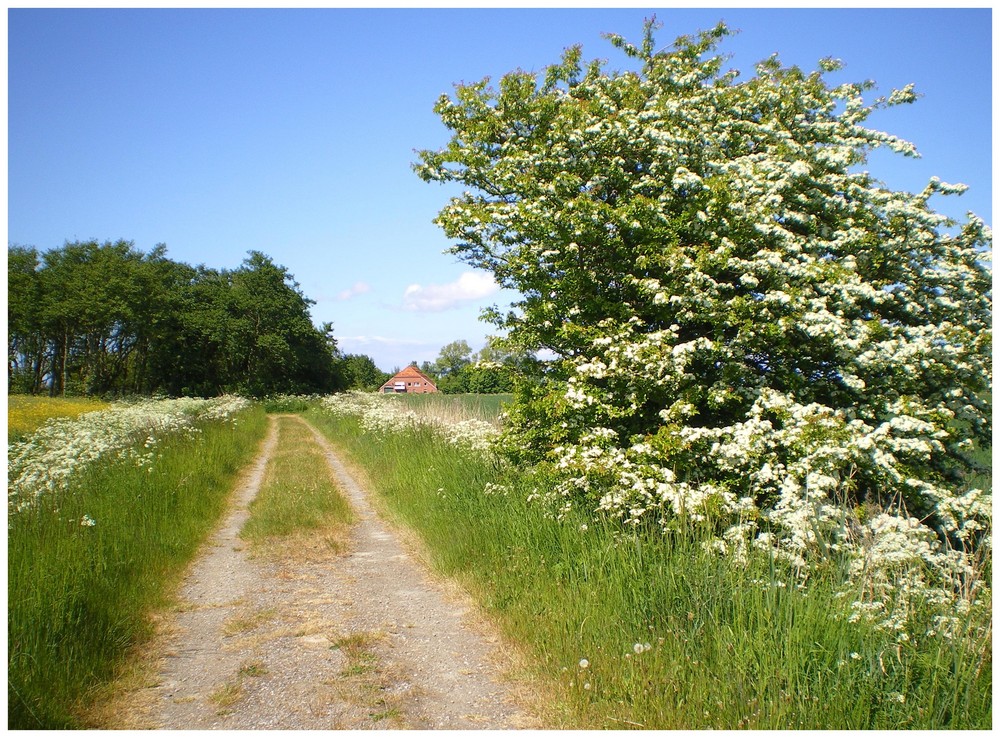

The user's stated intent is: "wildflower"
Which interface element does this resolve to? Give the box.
[578,658,589,669]
[8,395,250,517]
[319,391,499,454]
[80,515,96,527]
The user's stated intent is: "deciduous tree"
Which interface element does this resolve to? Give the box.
[6,243,343,397]
[337,353,389,391]
[434,339,474,376]
[7,245,45,393]
[416,20,992,611]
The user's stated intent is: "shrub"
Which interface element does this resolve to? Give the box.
[415,20,991,624]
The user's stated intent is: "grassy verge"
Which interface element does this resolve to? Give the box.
[7,405,268,729]
[304,403,991,730]
[241,415,354,554]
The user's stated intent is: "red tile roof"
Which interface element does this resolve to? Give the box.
[380,365,438,391]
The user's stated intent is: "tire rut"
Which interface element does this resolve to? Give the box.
[121,414,537,730]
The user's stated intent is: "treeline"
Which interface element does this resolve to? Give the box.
[8,240,361,398]
[417,338,529,394]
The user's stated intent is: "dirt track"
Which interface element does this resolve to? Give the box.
[112,415,539,729]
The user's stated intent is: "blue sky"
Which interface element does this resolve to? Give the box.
[7,6,993,372]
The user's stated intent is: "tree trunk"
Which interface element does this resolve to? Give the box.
[62,329,69,396]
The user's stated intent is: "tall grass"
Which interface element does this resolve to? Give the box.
[394,392,512,425]
[7,405,268,729]
[305,403,992,730]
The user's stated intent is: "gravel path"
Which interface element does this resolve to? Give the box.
[117,415,539,730]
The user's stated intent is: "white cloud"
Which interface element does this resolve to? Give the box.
[337,281,371,301]
[401,271,498,312]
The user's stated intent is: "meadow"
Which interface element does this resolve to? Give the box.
[305,392,992,730]
[7,396,268,728]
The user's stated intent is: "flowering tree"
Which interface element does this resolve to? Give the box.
[415,22,991,615]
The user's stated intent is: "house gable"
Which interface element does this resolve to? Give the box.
[379,365,438,393]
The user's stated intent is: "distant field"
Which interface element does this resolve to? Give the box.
[394,393,512,424]
[7,395,111,442]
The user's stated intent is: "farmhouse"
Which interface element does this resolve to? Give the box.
[379,364,438,394]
